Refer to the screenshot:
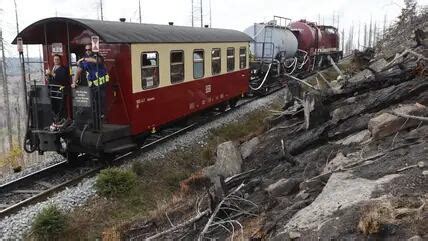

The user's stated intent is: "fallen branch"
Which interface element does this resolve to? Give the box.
[143,209,210,241]
[198,183,245,240]
[284,73,318,91]
[382,49,428,72]
[388,111,428,122]
[327,55,344,78]
[267,121,304,133]
[396,161,425,173]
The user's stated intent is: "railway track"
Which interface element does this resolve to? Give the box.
[0,82,287,219]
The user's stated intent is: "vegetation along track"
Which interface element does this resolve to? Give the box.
[0,78,290,220]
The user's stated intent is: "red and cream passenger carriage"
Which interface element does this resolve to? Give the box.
[14,17,251,160]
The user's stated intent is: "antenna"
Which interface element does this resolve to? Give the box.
[138,0,142,23]
[209,0,212,27]
[100,0,104,21]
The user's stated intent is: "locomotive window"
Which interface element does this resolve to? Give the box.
[239,47,247,69]
[170,51,184,83]
[227,48,235,72]
[141,52,159,89]
[193,50,204,79]
[211,48,221,75]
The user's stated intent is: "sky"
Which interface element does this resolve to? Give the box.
[0,0,427,57]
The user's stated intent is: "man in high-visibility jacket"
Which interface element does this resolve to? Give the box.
[71,45,109,119]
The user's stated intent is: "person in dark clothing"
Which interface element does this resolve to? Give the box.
[46,54,70,122]
[71,45,109,122]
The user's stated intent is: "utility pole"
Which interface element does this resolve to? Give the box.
[100,0,104,21]
[138,0,142,23]
[209,0,212,27]
[200,0,203,27]
[0,30,13,150]
[191,0,194,27]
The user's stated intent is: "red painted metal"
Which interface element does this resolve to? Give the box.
[289,20,340,55]
[127,70,249,135]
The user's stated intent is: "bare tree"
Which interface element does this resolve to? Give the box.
[368,16,373,47]
[0,29,13,150]
[364,23,367,48]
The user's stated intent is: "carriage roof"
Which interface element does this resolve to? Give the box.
[13,17,252,45]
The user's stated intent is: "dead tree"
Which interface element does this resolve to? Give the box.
[364,23,367,48]
[0,29,13,150]
[368,17,373,47]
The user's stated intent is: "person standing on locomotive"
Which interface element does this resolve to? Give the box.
[71,45,109,118]
[45,54,70,123]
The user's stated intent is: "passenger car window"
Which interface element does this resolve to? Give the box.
[227,48,235,72]
[239,47,247,69]
[211,48,221,75]
[193,50,204,79]
[141,52,159,89]
[170,51,184,83]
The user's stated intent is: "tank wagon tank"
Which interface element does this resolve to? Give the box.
[243,16,299,94]
[288,20,342,70]
[243,21,298,61]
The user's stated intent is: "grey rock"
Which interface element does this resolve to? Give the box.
[203,141,243,179]
[265,178,301,197]
[323,152,357,174]
[240,137,260,159]
[334,130,371,145]
[289,231,301,239]
[368,104,427,140]
[369,58,388,72]
[347,69,374,84]
[407,235,423,241]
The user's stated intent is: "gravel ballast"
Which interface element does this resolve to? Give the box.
[0,90,284,239]
[0,153,65,186]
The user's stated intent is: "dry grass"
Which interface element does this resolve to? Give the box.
[358,201,394,235]
[62,105,277,240]
[358,197,427,236]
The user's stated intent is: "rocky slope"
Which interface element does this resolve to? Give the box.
[120,12,428,241]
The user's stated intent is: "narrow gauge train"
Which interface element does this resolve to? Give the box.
[14,17,341,161]
[13,17,252,160]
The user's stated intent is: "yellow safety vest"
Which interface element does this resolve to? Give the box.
[88,74,110,87]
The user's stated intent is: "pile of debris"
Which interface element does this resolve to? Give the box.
[118,17,427,241]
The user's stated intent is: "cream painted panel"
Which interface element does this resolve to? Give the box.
[130,42,250,93]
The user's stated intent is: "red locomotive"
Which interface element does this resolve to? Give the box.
[14,17,251,160]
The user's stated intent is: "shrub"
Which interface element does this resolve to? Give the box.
[95,168,137,198]
[32,205,67,240]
